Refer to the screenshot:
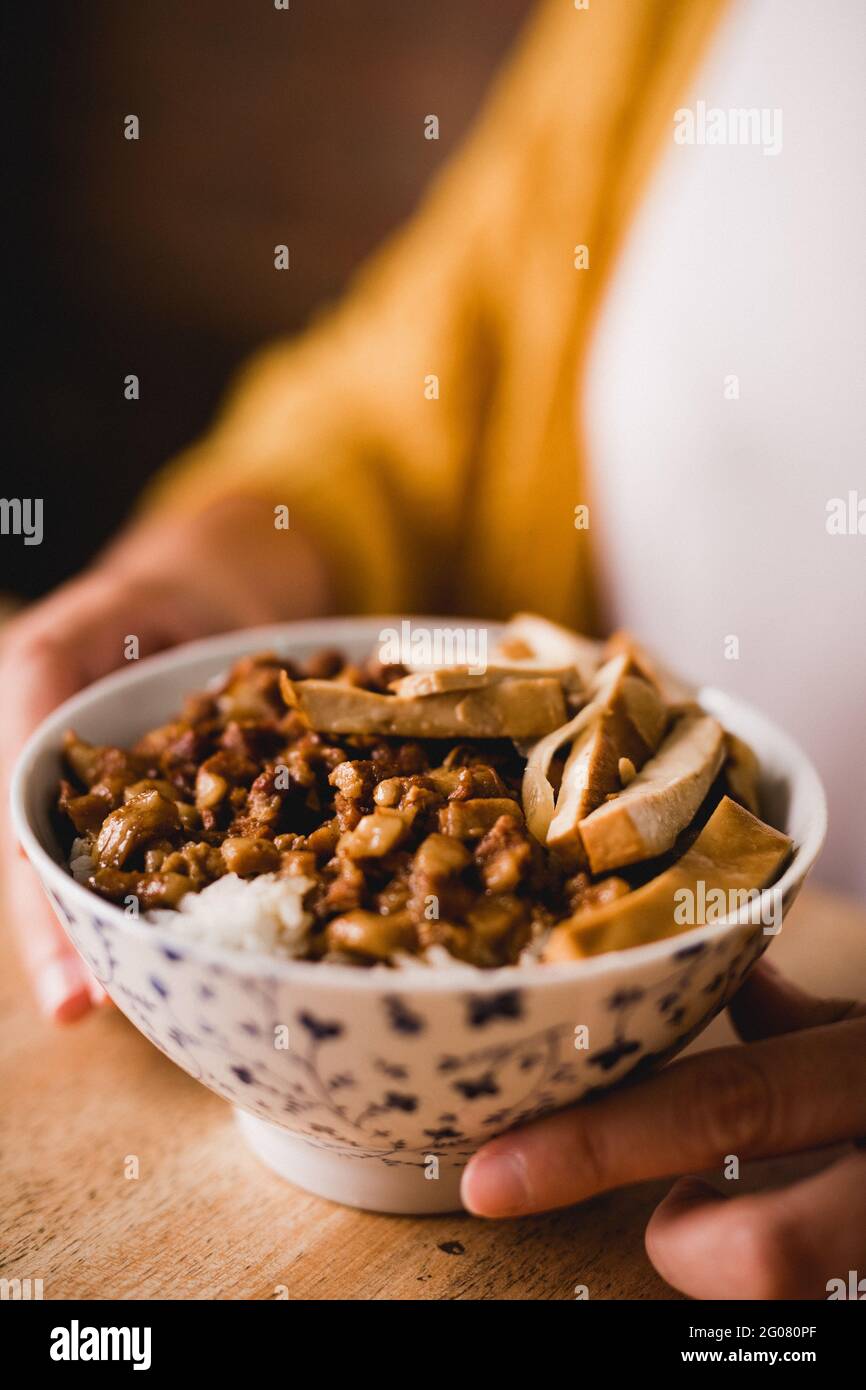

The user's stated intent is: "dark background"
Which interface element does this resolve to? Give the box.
[3,0,532,599]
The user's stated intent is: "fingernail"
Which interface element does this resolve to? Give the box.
[461,1149,529,1217]
[36,958,92,1023]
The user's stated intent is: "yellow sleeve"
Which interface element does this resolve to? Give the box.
[143,0,727,621]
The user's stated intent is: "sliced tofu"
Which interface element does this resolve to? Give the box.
[546,670,668,860]
[496,613,604,687]
[604,630,699,711]
[280,670,567,738]
[577,712,726,872]
[390,663,583,699]
[394,614,598,697]
[544,796,792,960]
[521,653,632,842]
[723,731,762,816]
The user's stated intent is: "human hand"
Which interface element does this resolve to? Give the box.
[0,497,330,1022]
[461,962,866,1299]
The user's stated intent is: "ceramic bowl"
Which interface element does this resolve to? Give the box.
[10,618,827,1212]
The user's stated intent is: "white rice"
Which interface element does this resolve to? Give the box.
[70,838,313,958]
[146,872,314,958]
[70,837,96,884]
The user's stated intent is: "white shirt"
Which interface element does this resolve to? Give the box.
[586,0,866,896]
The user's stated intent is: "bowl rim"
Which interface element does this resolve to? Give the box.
[9,616,828,994]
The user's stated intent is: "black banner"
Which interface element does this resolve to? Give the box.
[7,1297,863,1373]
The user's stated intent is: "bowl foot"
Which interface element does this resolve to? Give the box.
[235,1109,465,1214]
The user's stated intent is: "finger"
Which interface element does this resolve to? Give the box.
[1,841,95,1022]
[461,1015,866,1216]
[646,1150,866,1300]
[730,961,866,1041]
[1,569,208,1024]
[0,586,126,1021]
[0,634,93,1021]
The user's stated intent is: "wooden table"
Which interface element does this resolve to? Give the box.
[1,884,863,1301]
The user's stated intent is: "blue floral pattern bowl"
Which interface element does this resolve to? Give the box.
[11,619,826,1212]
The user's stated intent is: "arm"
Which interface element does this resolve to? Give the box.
[142,0,721,621]
[139,1,558,615]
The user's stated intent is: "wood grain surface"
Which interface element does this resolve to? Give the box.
[1,883,864,1301]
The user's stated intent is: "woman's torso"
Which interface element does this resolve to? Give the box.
[585,0,866,893]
